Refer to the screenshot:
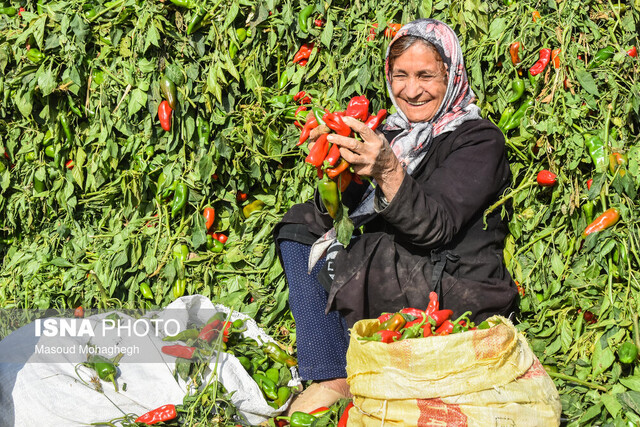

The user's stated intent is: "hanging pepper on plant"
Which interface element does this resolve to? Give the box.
[159,75,177,110]
[509,42,521,65]
[298,4,314,33]
[158,100,172,131]
[584,134,607,172]
[503,98,534,131]
[197,116,210,146]
[507,78,525,103]
[171,181,189,218]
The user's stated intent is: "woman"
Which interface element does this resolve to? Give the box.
[275,18,518,412]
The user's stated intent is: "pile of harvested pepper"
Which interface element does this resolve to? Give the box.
[360,292,492,343]
[161,312,297,409]
[297,95,387,219]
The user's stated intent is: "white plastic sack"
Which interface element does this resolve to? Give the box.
[0,295,300,426]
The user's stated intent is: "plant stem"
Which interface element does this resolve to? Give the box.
[547,371,607,392]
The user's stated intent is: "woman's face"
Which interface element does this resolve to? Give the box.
[390,42,448,123]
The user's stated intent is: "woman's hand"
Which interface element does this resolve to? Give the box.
[328,116,405,202]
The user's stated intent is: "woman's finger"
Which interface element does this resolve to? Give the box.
[309,124,330,142]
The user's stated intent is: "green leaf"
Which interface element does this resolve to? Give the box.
[618,391,640,415]
[620,376,640,392]
[419,0,433,18]
[601,393,623,418]
[128,88,147,116]
[38,65,57,97]
[593,333,616,377]
[575,70,600,97]
[320,20,334,49]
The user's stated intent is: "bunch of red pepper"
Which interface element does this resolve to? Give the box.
[360,292,491,343]
[297,95,387,218]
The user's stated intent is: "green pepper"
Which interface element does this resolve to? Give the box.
[317,178,340,219]
[584,134,607,172]
[86,354,118,391]
[252,373,278,400]
[265,367,280,385]
[497,105,514,131]
[277,72,288,90]
[171,182,189,218]
[163,328,199,341]
[229,42,239,59]
[27,48,45,64]
[45,145,55,158]
[59,114,73,142]
[312,107,327,126]
[173,244,189,264]
[43,129,55,146]
[197,116,210,146]
[275,386,292,407]
[236,28,247,43]
[139,282,154,299]
[237,356,252,372]
[186,7,206,35]
[25,152,36,162]
[168,0,194,8]
[173,278,186,299]
[159,75,177,110]
[206,235,224,252]
[242,200,265,218]
[618,341,638,364]
[588,46,615,69]
[289,411,319,427]
[506,78,525,103]
[582,200,594,224]
[298,4,314,33]
[67,95,83,118]
[503,98,534,131]
[262,342,297,367]
[0,7,17,16]
[270,94,293,105]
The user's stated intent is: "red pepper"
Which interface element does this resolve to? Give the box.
[378,313,406,332]
[587,179,593,190]
[344,95,370,121]
[530,48,551,76]
[66,160,75,169]
[338,402,354,427]
[435,320,454,336]
[536,170,557,187]
[298,59,308,66]
[426,291,439,315]
[367,23,379,41]
[582,208,620,238]
[305,133,330,167]
[162,344,196,359]
[158,100,172,131]
[222,321,232,342]
[74,306,84,318]
[298,116,318,145]
[198,320,223,342]
[377,312,393,323]
[293,91,306,102]
[336,169,352,192]
[323,112,352,137]
[532,10,541,22]
[215,233,228,244]
[310,406,331,415]
[293,43,314,65]
[135,404,178,425]
[203,206,215,231]
[428,309,453,327]
[628,46,638,58]
[314,18,325,27]
[384,23,402,38]
[236,192,248,202]
[551,48,561,69]
[325,158,350,180]
[365,109,387,131]
[324,143,341,167]
[373,330,402,343]
[509,42,521,65]
[423,324,433,337]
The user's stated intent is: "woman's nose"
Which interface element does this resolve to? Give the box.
[402,77,424,98]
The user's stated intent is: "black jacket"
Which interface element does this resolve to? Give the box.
[275,119,518,326]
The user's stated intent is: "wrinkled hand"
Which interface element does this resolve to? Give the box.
[328,116,405,201]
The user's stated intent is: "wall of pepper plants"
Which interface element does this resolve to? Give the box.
[0,0,639,424]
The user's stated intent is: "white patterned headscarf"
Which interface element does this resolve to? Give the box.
[309,19,481,270]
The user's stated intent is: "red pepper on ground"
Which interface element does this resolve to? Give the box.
[536,170,557,187]
[135,404,178,425]
[203,206,215,231]
[293,43,314,65]
[628,46,638,58]
[530,48,551,76]
[162,345,196,359]
[74,306,84,318]
[551,48,561,69]
[198,320,223,342]
[509,42,521,65]
[582,208,620,238]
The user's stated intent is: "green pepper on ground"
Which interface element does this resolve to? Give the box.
[86,354,118,391]
[171,182,189,218]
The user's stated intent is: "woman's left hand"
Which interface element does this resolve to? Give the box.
[328,116,405,201]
